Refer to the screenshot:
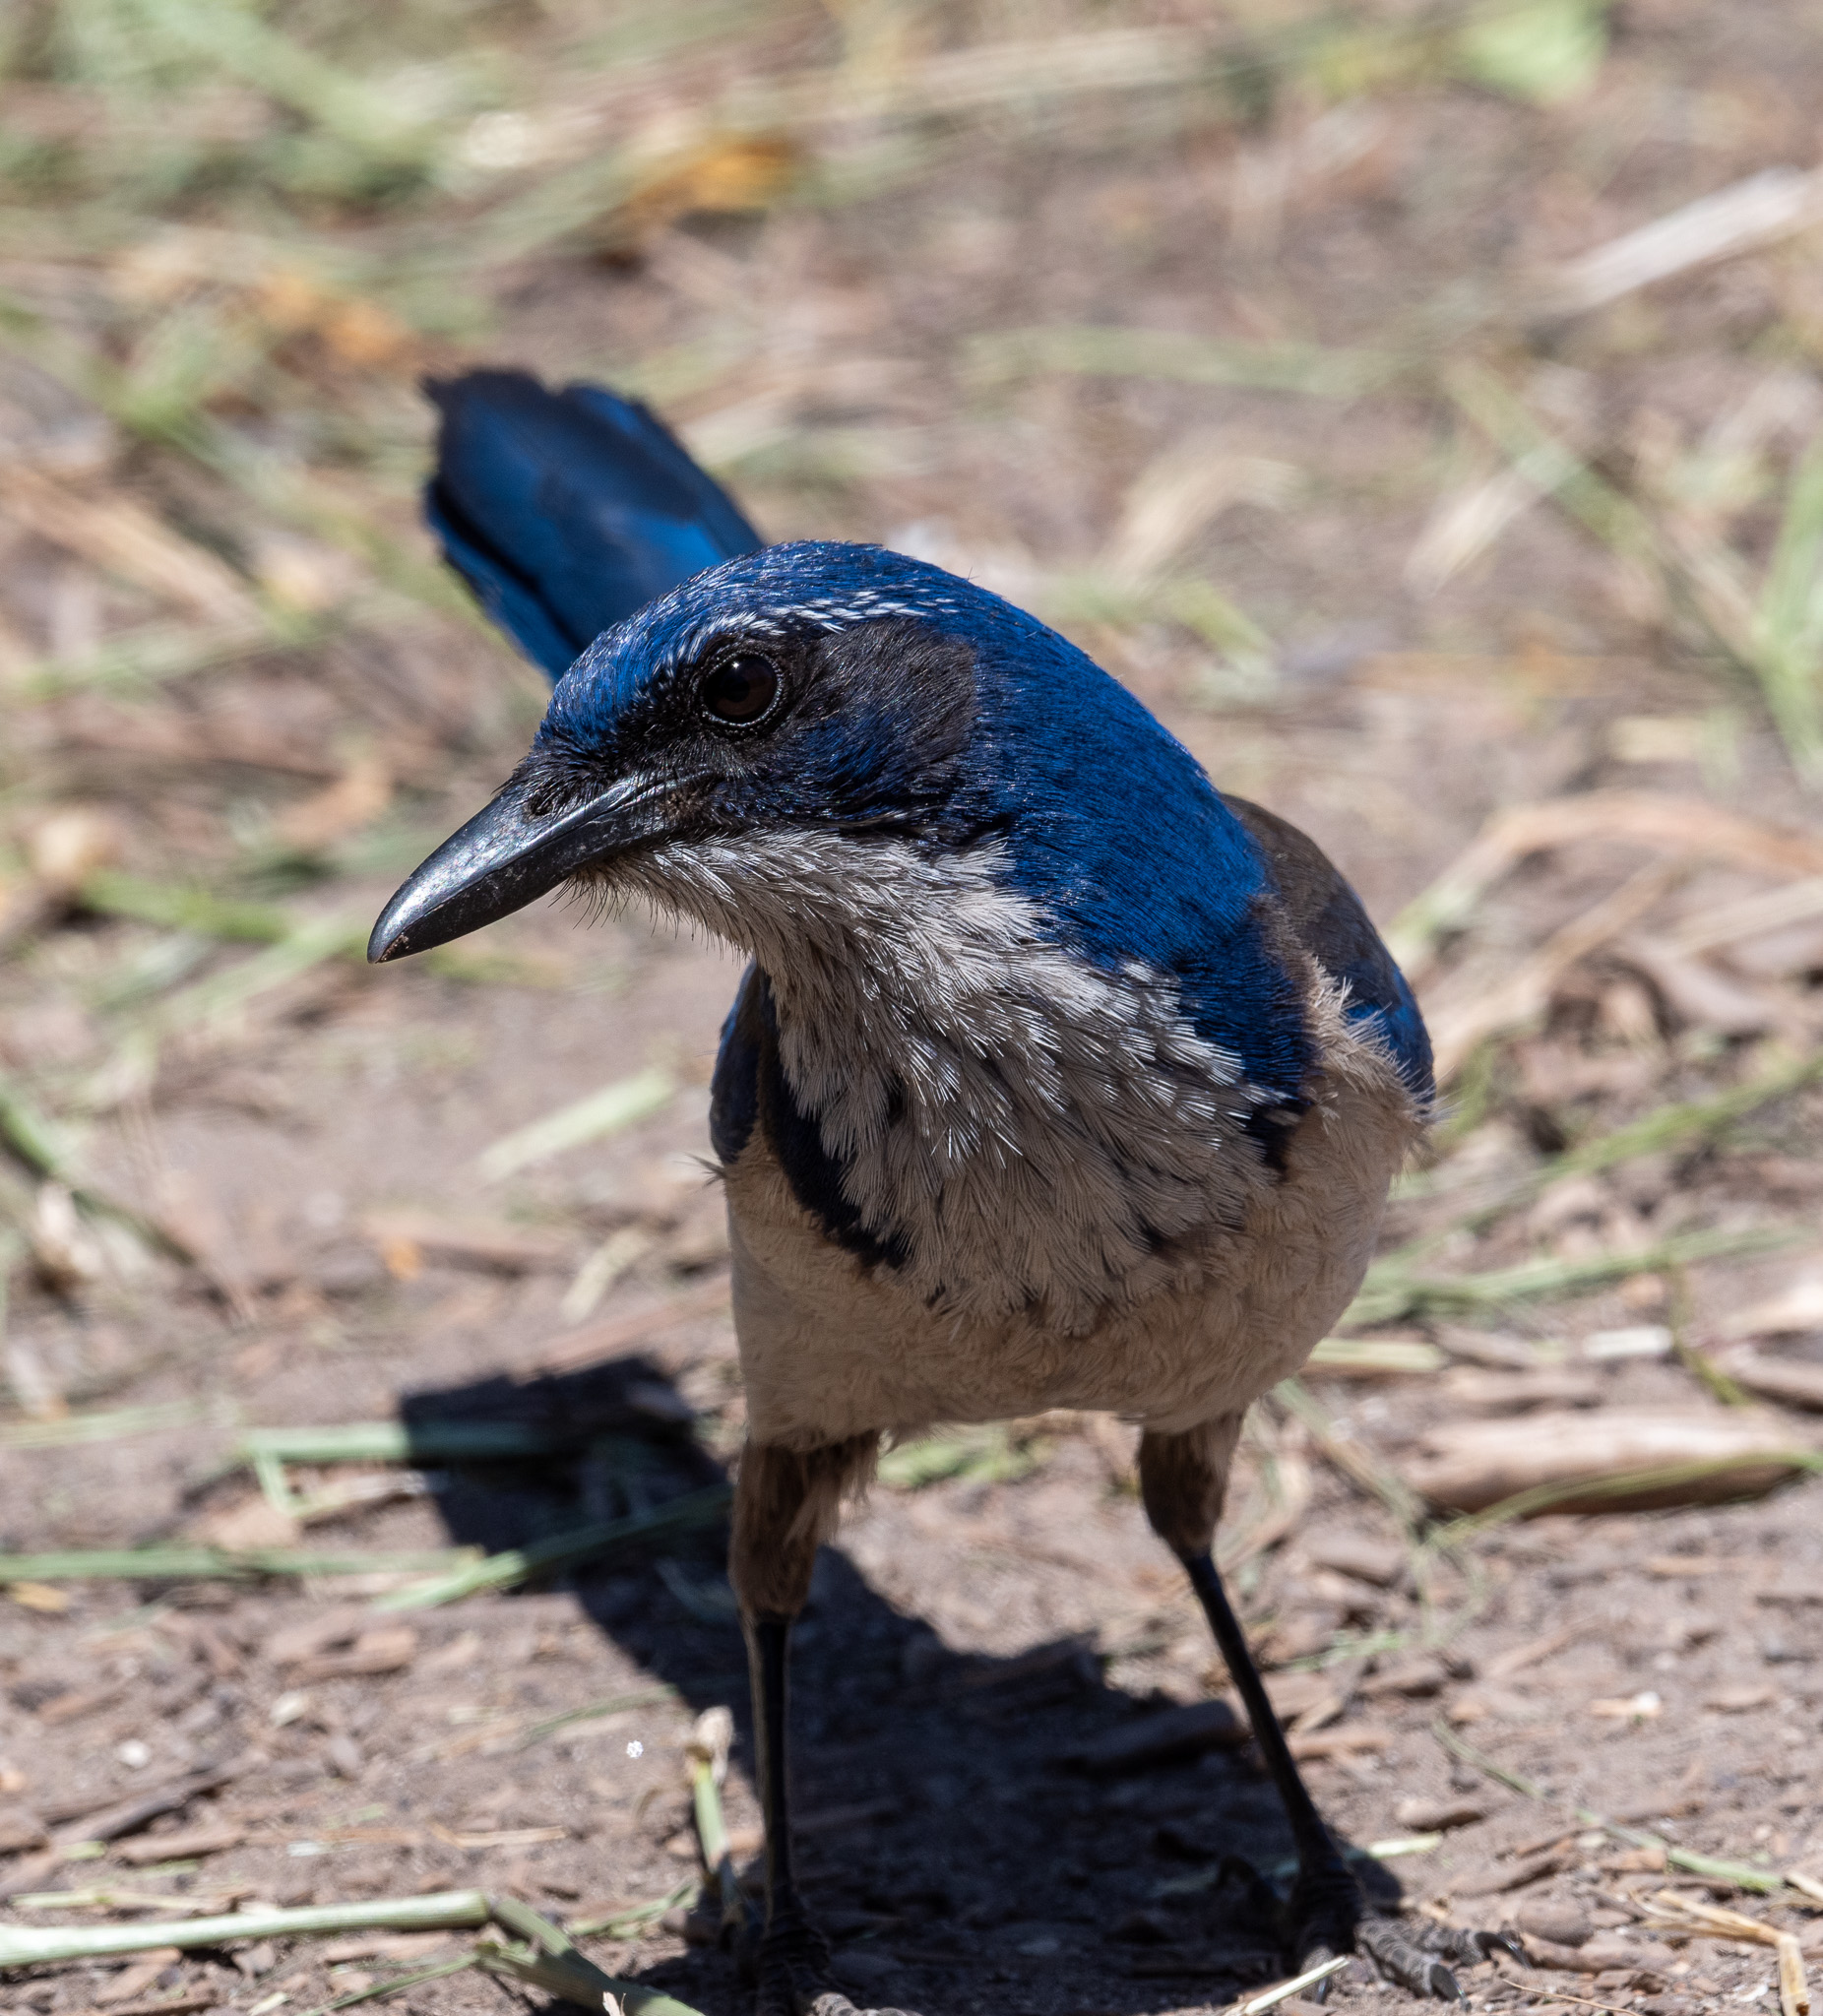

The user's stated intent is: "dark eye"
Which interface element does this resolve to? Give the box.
[702,653,781,726]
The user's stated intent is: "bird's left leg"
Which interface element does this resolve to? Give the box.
[730,1433,910,2016]
[1139,1420,1511,2001]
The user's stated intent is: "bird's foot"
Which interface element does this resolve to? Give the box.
[1355,1914,1526,2000]
[1216,1855,1521,2002]
[753,1908,915,2016]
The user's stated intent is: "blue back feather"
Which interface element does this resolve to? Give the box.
[424,370,762,679]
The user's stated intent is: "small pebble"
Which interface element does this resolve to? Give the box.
[1516,1899,1593,1947]
[1394,1794,1487,1831]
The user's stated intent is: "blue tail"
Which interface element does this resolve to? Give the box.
[424,370,764,680]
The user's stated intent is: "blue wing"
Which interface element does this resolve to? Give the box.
[424,370,765,679]
[1222,795,1434,1107]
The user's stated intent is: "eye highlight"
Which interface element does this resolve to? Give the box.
[701,653,782,727]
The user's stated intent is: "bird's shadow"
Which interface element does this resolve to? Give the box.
[398,1354,1401,2016]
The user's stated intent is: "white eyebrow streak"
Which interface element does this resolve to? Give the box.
[663,589,962,670]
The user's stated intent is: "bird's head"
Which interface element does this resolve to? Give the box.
[372,537,1308,1106]
[367,542,1020,961]
[372,537,1289,1059]
[372,539,1165,961]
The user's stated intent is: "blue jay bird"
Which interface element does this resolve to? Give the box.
[374,371,1507,2012]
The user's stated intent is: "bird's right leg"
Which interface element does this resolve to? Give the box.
[1139,1421,1513,2000]
[730,1433,907,2016]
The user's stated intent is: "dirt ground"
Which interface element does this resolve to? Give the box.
[3,3,1823,2014]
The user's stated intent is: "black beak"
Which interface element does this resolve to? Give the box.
[368,769,673,963]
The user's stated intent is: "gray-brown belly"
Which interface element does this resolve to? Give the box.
[722,1004,1416,1448]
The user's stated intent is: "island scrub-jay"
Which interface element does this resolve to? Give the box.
[374,371,1502,2010]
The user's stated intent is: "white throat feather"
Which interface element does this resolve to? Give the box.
[617,829,1287,1329]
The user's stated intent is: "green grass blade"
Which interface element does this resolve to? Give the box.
[374,1484,733,1609]
[477,1067,678,1180]
[0,1399,222,1450]
[0,1544,476,1584]
[1753,437,1823,778]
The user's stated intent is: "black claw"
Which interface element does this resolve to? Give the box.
[1477,1927,1529,1967]
[1300,1947,1344,2004]
[1425,1960,1464,2001]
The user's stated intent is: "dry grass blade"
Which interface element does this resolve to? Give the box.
[1100,435,1299,586]
[74,895,520,1113]
[1405,457,1564,598]
[294,1954,478,2016]
[1398,1046,1823,1228]
[1227,1955,1352,2013]
[0,465,256,624]
[1448,363,1823,776]
[1721,1348,1823,1413]
[1667,875,1823,955]
[1537,165,1823,318]
[1422,855,1686,1081]
[1434,1725,1789,1891]
[0,1073,193,1265]
[1445,361,1768,665]
[1383,788,1823,983]
[1306,1336,1445,1374]
[965,323,1386,398]
[1219,1436,1312,1570]
[1643,1891,1809,2016]
[10,592,419,706]
[1409,1407,1821,1514]
[1273,1376,1425,1536]
[567,1880,699,1942]
[518,1685,679,1750]
[1345,1223,1792,1331]
[0,1890,491,1969]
